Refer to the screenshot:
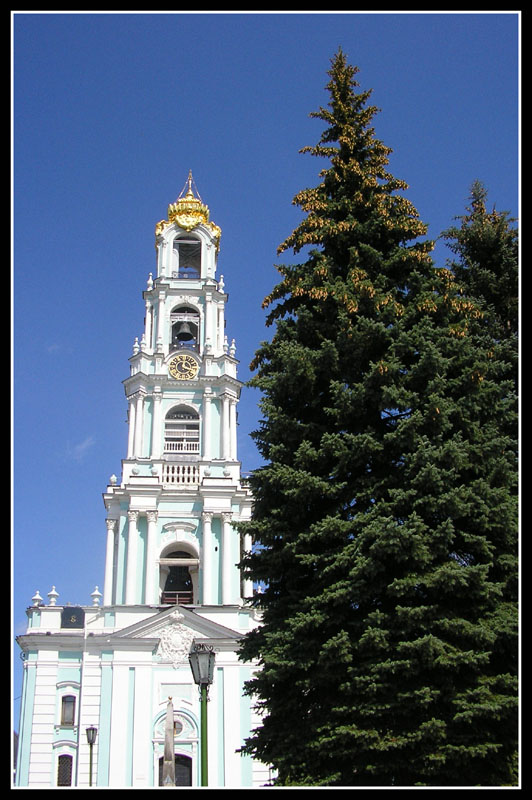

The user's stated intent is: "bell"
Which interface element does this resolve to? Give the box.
[176,322,194,341]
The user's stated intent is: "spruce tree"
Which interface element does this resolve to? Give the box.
[239,51,518,787]
[441,180,518,338]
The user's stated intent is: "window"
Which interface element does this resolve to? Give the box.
[57,754,73,786]
[159,548,199,605]
[61,695,76,726]
[170,305,199,352]
[161,550,194,605]
[164,406,199,454]
[172,238,201,279]
[158,754,192,786]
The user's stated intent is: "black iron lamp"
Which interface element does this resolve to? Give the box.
[86,725,97,786]
[188,643,215,786]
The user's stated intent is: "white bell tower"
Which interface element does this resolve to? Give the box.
[102,173,253,609]
[15,177,267,789]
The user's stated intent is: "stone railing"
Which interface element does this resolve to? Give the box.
[162,463,200,486]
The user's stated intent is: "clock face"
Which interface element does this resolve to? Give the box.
[168,353,199,380]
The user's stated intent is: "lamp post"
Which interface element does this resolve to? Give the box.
[188,642,215,787]
[85,725,97,787]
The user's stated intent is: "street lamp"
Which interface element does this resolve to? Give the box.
[85,725,97,787]
[188,642,215,787]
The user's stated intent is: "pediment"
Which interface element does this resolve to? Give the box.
[109,607,243,669]
[112,605,242,645]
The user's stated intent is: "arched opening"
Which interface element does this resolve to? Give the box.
[164,405,200,454]
[158,754,193,786]
[159,548,199,605]
[57,754,73,787]
[170,305,200,352]
[172,237,201,279]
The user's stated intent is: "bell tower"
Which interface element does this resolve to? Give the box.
[102,173,253,609]
[15,177,268,789]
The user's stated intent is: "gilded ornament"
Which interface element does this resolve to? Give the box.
[154,171,221,250]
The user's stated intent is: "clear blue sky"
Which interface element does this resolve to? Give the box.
[12,11,519,720]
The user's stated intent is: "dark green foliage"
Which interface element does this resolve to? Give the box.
[440,180,518,338]
[238,51,518,787]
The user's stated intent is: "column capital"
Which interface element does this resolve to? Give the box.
[202,511,213,523]
[127,510,139,522]
[105,518,118,532]
[146,510,158,523]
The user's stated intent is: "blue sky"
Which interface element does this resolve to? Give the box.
[12,11,519,720]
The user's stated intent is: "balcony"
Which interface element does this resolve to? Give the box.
[160,590,194,605]
[162,463,200,486]
[164,439,200,454]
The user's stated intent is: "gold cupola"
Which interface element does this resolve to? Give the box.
[156,171,221,248]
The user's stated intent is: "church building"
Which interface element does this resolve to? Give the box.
[15,176,268,788]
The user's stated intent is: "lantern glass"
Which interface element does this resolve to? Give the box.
[86,725,98,746]
[189,643,215,686]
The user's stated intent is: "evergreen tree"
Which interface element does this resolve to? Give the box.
[441,180,518,338]
[238,50,518,787]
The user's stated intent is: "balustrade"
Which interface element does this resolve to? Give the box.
[164,440,200,453]
[162,463,200,485]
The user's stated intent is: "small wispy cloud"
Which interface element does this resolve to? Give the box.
[66,436,96,462]
[45,343,61,354]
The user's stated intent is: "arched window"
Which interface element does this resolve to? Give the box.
[164,406,199,454]
[172,238,201,279]
[158,754,193,786]
[170,305,200,352]
[60,695,76,726]
[57,754,73,786]
[160,548,199,605]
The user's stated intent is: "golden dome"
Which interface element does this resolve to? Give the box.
[155,171,221,249]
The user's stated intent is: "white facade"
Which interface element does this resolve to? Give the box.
[15,177,268,788]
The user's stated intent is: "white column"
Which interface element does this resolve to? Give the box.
[217,303,225,353]
[151,389,163,459]
[242,532,253,600]
[144,299,152,349]
[222,513,234,605]
[204,291,213,353]
[103,518,117,605]
[221,393,230,460]
[145,510,158,605]
[157,239,167,278]
[133,392,145,458]
[125,510,139,605]
[156,291,166,350]
[203,387,212,460]
[202,512,213,605]
[127,397,136,459]
[229,396,237,461]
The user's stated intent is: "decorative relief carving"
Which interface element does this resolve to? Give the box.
[155,610,196,669]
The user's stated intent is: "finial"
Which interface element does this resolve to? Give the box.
[32,590,43,607]
[91,586,102,607]
[178,170,202,203]
[48,586,59,606]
